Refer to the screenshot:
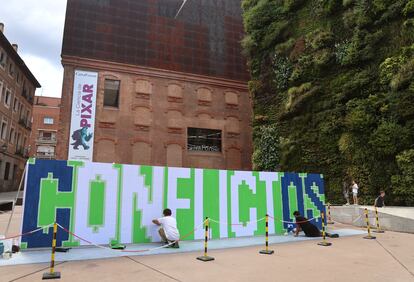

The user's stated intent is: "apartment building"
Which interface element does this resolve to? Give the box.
[28,96,60,159]
[0,23,41,191]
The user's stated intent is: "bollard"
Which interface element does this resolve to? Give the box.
[363,208,376,240]
[196,217,214,262]
[42,223,61,280]
[317,212,332,246]
[373,206,384,233]
[259,214,274,255]
[327,203,334,224]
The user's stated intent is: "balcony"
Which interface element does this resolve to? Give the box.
[15,147,24,156]
[35,152,56,159]
[18,118,26,127]
[18,118,31,130]
[36,137,57,144]
[26,121,32,130]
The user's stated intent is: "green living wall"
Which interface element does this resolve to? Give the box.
[242,0,414,205]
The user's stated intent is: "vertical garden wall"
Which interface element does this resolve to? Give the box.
[242,0,414,205]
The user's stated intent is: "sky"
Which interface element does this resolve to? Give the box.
[0,0,67,98]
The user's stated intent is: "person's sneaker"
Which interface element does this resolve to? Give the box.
[167,241,179,248]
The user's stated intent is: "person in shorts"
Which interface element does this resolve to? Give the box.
[152,208,180,248]
[351,180,359,205]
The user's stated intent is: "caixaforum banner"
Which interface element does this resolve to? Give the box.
[20,159,326,249]
[67,70,98,161]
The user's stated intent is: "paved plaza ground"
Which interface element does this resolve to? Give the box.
[0,207,413,282]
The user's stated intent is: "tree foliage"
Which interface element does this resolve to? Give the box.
[242,0,414,205]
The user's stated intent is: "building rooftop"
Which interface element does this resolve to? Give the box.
[34,96,61,107]
[0,27,41,88]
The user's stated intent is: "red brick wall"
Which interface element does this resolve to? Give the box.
[28,97,61,156]
[56,59,252,170]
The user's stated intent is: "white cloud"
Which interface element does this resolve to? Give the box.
[24,54,63,98]
[0,0,67,97]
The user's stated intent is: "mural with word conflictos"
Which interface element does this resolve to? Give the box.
[20,159,326,249]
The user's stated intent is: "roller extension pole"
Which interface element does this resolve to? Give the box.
[318,212,332,246]
[259,214,274,254]
[196,217,214,262]
[363,208,376,240]
[42,222,61,279]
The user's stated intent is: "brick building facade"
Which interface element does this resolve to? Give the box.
[0,23,41,192]
[28,96,61,159]
[57,0,252,170]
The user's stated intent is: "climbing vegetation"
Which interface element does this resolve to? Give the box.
[242,0,414,205]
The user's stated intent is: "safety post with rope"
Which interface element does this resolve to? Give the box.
[373,206,385,233]
[259,214,274,255]
[196,217,214,262]
[317,212,332,247]
[363,208,376,240]
[42,222,61,280]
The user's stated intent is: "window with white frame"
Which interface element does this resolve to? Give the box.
[43,117,54,125]
[21,82,27,97]
[0,49,6,69]
[9,127,14,143]
[0,80,3,102]
[16,71,21,84]
[26,110,30,124]
[4,88,11,108]
[8,61,14,77]
[19,104,23,119]
[0,119,8,140]
[16,132,21,148]
[13,97,18,112]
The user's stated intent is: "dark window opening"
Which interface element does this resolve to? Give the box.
[187,128,222,152]
[12,164,18,180]
[4,162,10,180]
[104,79,120,107]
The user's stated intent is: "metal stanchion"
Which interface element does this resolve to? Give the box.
[327,203,334,224]
[259,214,274,255]
[42,222,61,280]
[363,208,376,240]
[197,217,214,262]
[373,206,384,233]
[317,212,332,246]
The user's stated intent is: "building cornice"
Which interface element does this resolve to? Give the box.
[61,56,249,91]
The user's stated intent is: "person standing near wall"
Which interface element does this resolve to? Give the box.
[343,179,350,206]
[352,180,359,205]
[374,191,386,207]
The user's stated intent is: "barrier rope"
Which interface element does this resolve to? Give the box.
[57,220,207,254]
[267,215,319,224]
[0,224,54,241]
[208,216,266,226]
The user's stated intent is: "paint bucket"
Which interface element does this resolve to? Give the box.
[3,251,12,259]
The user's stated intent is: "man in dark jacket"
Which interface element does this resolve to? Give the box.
[293,211,321,237]
[374,191,386,207]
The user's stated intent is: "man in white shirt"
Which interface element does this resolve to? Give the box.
[352,180,359,205]
[152,208,180,248]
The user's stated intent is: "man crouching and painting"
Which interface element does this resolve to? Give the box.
[152,208,180,248]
